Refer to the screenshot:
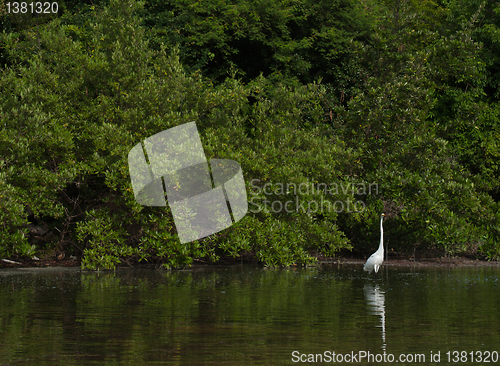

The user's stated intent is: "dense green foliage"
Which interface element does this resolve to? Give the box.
[0,0,499,269]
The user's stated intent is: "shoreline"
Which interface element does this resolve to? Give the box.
[319,256,500,268]
[1,256,500,270]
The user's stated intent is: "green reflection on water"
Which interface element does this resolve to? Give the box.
[0,265,499,365]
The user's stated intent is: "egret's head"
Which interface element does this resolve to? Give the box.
[381,213,385,217]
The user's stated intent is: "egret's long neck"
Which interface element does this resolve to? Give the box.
[377,216,384,252]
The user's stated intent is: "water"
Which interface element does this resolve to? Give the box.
[0,264,499,365]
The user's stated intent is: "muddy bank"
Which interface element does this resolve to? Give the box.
[320,256,500,268]
[1,255,499,269]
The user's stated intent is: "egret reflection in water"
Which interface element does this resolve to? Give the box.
[364,283,386,350]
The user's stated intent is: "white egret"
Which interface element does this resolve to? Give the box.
[363,213,385,274]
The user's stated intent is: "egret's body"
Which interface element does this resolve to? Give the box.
[363,213,385,274]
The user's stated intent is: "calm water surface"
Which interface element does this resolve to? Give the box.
[0,264,499,365]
